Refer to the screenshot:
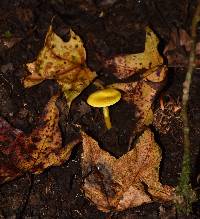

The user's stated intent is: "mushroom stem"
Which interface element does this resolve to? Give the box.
[103,107,112,129]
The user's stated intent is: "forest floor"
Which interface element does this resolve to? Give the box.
[0,0,200,218]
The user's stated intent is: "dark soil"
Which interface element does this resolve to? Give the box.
[0,0,200,218]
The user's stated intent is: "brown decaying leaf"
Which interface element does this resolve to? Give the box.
[164,28,200,67]
[23,26,96,107]
[0,95,80,184]
[105,27,163,79]
[109,65,167,132]
[163,29,191,54]
[81,130,174,212]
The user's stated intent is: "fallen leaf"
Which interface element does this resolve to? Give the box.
[108,65,167,133]
[163,28,200,67]
[163,28,189,67]
[23,26,96,107]
[105,27,163,79]
[163,28,191,54]
[81,129,174,212]
[0,95,80,184]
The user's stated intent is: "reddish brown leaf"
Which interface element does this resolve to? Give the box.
[164,28,200,67]
[0,95,80,184]
[109,66,167,133]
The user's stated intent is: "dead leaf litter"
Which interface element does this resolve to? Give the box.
[1,26,175,212]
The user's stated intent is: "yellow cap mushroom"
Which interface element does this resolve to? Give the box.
[87,88,121,129]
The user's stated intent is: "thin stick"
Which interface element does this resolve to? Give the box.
[176,0,200,215]
[182,2,200,172]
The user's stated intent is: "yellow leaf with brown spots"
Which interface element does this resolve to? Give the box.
[23,26,96,107]
[0,95,80,184]
[106,27,163,79]
[81,130,174,212]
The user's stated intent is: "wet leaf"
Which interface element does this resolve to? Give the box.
[23,26,96,107]
[109,65,167,133]
[106,27,163,79]
[0,95,80,184]
[81,130,174,212]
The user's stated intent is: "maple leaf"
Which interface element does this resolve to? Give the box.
[23,26,96,107]
[106,27,163,79]
[81,130,174,212]
[108,65,167,133]
[0,95,80,184]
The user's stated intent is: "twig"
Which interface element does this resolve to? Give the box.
[176,0,200,215]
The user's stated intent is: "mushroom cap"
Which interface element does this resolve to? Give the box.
[87,88,121,107]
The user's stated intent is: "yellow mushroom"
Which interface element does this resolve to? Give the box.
[87,88,121,129]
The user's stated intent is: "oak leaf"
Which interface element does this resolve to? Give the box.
[0,95,79,184]
[23,26,96,107]
[81,130,174,212]
[106,27,163,79]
